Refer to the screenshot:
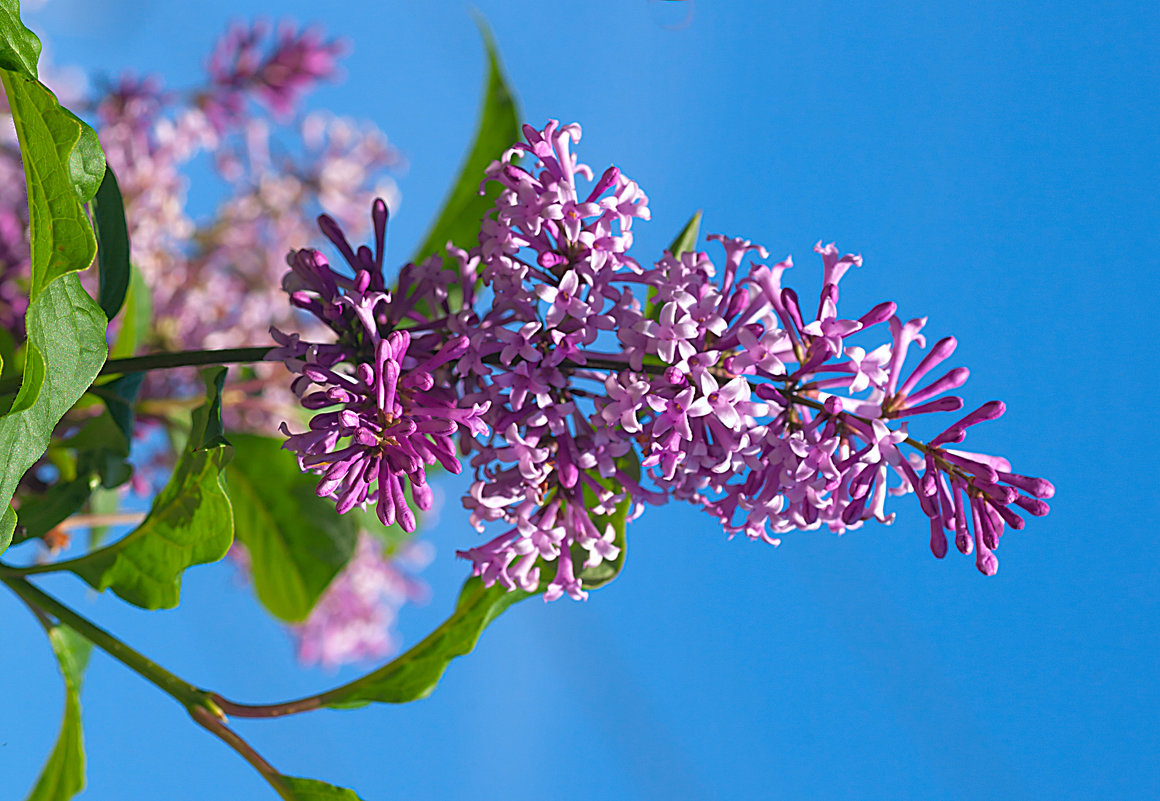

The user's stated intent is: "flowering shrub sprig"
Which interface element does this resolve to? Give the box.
[273,120,1054,602]
[0,6,1053,798]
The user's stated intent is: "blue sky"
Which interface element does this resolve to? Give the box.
[2,1,1158,799]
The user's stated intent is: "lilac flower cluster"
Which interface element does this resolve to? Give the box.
[87,21,400,431]
[274,120,1053,603]
[203,20,346,131]
[272,199,490,531]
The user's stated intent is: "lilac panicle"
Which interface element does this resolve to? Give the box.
[274,119,1052,601]
[273,203,488,532]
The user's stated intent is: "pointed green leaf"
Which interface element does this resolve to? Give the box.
[61,368,233,609]
[0,0,40,81]
[87,372,143,445]
[1,71,100,298]
[228,434,357,623]
[9,474,95,544]
[25,624,91,801]
[575,451,639,590]
[280,776,367,801]
[668,209,702,258]
[0,273,106,525]
[92,166,130,319]
[646,210,702,320]
[323,576,532,707]
[409,17,519,303]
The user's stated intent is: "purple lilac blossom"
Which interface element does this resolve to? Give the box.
[88,22,400,433]
[203,20,346,131]
[275,119,1053,601]
[272,200,490,532]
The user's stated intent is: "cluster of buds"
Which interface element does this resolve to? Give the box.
[273,120,1053,603]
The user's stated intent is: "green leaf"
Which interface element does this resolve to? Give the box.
[280,776,367,801]
[61,368,233,609]
[109,265,150,359]
[409,16,519,303]
[1,70,99,299]
[323,577,532,707]
[228,434,358,623]
[0,0,40,81]
[63,110,104,204]
[92,166,130,319]
[1,503,14,556]
[575,451,640,590]
[87,372,143,445]
[668,209,702,257]
[0,273,106,525]
[646,210,702,320]
[25,624,91,801]
[67,410,132,490]
[9,474,95,543]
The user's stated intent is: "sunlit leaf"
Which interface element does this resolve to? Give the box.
[1,503,14,556]
[323,577,532,707]
[228,434,357,623]
[0,69,108,526]
[1,71,100,298]
[24,624,91,801]
[0,274,106,525]
[646,210,702,320]
[0,0,40,81]
[280,776,366,801]
[61,368,233,610]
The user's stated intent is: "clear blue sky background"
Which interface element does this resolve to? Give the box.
[2,1,1158,799]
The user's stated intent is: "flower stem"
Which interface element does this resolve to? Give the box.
[2,575,207,706]
[0,575,294,799]
[0,346,275,396]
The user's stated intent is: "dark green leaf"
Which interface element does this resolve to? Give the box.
[1,71,99,298]
[0,0,40,81]
[10,474,94,543]
[25,624,91,801]
[280,776,366,801]
[92,166,130,319]
[0,325,15,378]
[409,17,519,305]
[63,410,129,458]
[109,265,150,359]
[646,210,702,320]
[88,372,143,444]
[61,368,233,609]
[323,577,532,707]
[575,451,640,590]
[228,434,357,623]
[0,274,106,526]
[69,411,132,490]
